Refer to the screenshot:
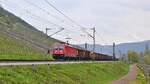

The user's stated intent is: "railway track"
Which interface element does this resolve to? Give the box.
[0,60,112,66]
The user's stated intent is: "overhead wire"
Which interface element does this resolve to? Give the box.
[2,0,106,45]
[44,0,89,33]
[24,0,77,29]
[2,1,64,29]
[2,0,84,43]
[24,0,83,36]
[44,0,82,27]
[25,0,87,36]
[44,0,110,46]
[44,0,143,45]
[2,0,117,45]
[24,0,65,22]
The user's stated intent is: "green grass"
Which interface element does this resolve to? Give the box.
[0,61,129,84]
[0,54,53,60]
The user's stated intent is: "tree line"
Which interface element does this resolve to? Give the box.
[127,44,150,65]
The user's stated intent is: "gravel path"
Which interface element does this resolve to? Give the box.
[111,64,137,84]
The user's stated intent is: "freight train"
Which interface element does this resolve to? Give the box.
[49,43,114,61]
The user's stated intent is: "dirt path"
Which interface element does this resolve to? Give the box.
[110,64,137,84]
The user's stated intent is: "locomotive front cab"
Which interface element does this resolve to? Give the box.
[53,48,64,55]
[52,45,65,60]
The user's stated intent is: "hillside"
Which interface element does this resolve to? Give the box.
[0,7,59,60]
[79,40,150,57]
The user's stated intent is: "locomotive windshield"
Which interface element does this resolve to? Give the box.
[54,44,64,50]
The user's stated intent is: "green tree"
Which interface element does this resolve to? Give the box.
[144,44,150,55]
[144,55,150,64]
[128,50,138,64]
[144,44,150,64]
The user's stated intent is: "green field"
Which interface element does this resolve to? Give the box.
[0,62,129,84]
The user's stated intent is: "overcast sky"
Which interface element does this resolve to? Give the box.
[0,0,150,45]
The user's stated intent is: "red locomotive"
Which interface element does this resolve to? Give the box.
[52,44,77,60]
[50,43,113,60]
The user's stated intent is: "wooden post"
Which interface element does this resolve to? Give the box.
[32,64,37,73]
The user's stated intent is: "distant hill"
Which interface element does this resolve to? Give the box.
[79,40,150,57]
[0,7,60,60]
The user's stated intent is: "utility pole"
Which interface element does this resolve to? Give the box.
[85,43,88,50]
[100,47,103,53]
[92,27,96,52]
[81,27,96,52]
[46,28,51,35]
[113,43,116,60]
[118,50,122,61]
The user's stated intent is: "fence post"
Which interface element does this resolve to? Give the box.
[148,69,150,84]
[32,64,37,73]
[10,65,15,76]
[48,64,50,70]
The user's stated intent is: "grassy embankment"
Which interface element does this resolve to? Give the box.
[0,61,129,84]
